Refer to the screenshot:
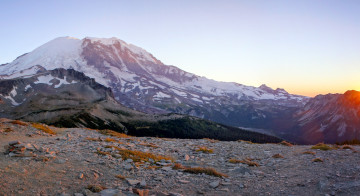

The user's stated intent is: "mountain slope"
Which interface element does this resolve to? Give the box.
[292,91,360,144]
[0,36,309,137]
[0,68,282,143]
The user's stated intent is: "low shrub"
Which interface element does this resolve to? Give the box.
[311,143,333,151]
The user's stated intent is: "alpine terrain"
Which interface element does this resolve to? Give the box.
[0,36,359,144]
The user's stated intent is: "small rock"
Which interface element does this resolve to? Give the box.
[218,188,229,192]
[74,193,84,196]
[184,154,190,161]
[127,179,140,186]
[99,189,121,196]
[125,159,133,163]
[9,141,20,146]
[161,167,172,171]
[178,180,190,184]
[124,164,133,170]
[84,189,99,196]
[54,158,66,164]
[169,192,183,196]
[209,180,220,188]
[140,179,146,187]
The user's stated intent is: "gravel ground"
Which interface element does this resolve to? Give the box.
[0,119,359,196]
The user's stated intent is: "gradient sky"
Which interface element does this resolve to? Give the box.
[1,0,359,97]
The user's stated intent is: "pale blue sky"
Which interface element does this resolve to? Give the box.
[1,0,359,96]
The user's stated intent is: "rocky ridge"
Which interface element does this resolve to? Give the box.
[1,119,359,196]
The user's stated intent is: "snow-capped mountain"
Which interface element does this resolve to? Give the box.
[0,36,310,139]
[292,91,360,144]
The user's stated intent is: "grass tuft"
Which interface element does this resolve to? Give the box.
[173,163,186,170]
[203,138,219,143]
[311,143,333,151]
[313,158,323,162]
[139,142,159,148]
[96,150,111,156]
[195,146,214,153]
[342,145,355,150]
[272,153,284,158]
[97,129,130,138]
[238,140,256,144]
[115,174,126,180]
[302,151,316,155]
[228,158,259,167]
[86,137,102,141]
[10,120,28,126]
[183,167,228,178]
[117,149,173,163]
[279,141,293,146]
[31,123,56,135]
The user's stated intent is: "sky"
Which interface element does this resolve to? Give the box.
[0,0,359,97]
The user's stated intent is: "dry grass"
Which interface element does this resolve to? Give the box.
[117,149,173,163]
[96,150,111,156]
[342,145,355,150]
[4,127,14,132]
[272,153,284,158]
[10,120,28,126]
[336,139,360,145]
[145,165,161,170]
[311,143,334,151]
[97,129,130,138]
[313,158,323,162]
[302,151,316,155]
[87,184,106,193]
[105,145,173,163]
[115,174,126,180]
[183,167,228,178]
[203,138,219,143]
[86,137,102,142]
[173,163,186,170]
[228,158,260,167]
[238,140,256,144]
[279,141,293,147]
[195,146,214,153]
[139,142,159,148]
[31,123,56,135]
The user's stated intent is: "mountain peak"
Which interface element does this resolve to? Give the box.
[259,84,273,91]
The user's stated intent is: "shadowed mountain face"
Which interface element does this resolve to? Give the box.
[0,68,282,143]
[0,36,359,144]
[291,91,360,144]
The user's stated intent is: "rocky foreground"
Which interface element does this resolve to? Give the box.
[0,119,359,196]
